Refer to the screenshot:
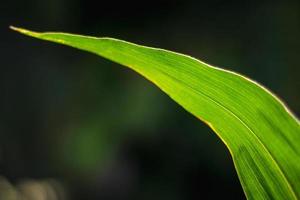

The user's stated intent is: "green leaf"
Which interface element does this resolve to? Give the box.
[11,26,300,200]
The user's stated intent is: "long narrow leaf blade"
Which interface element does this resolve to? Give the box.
[11,27,300,200]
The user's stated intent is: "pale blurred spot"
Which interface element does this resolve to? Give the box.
[18,180,47,200]
[0,176,19,200]
[18,179,67,200]
[0,177,67,200]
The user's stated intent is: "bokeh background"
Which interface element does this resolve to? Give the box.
[1,0,299,199]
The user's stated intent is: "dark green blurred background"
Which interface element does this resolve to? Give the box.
[1,0,299,199]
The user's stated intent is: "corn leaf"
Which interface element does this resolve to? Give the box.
[11,26,300,200]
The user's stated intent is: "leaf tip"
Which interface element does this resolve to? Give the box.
[9,26,40,38]
[9,25,20,31]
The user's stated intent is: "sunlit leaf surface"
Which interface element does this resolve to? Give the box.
[11,26,300,200]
